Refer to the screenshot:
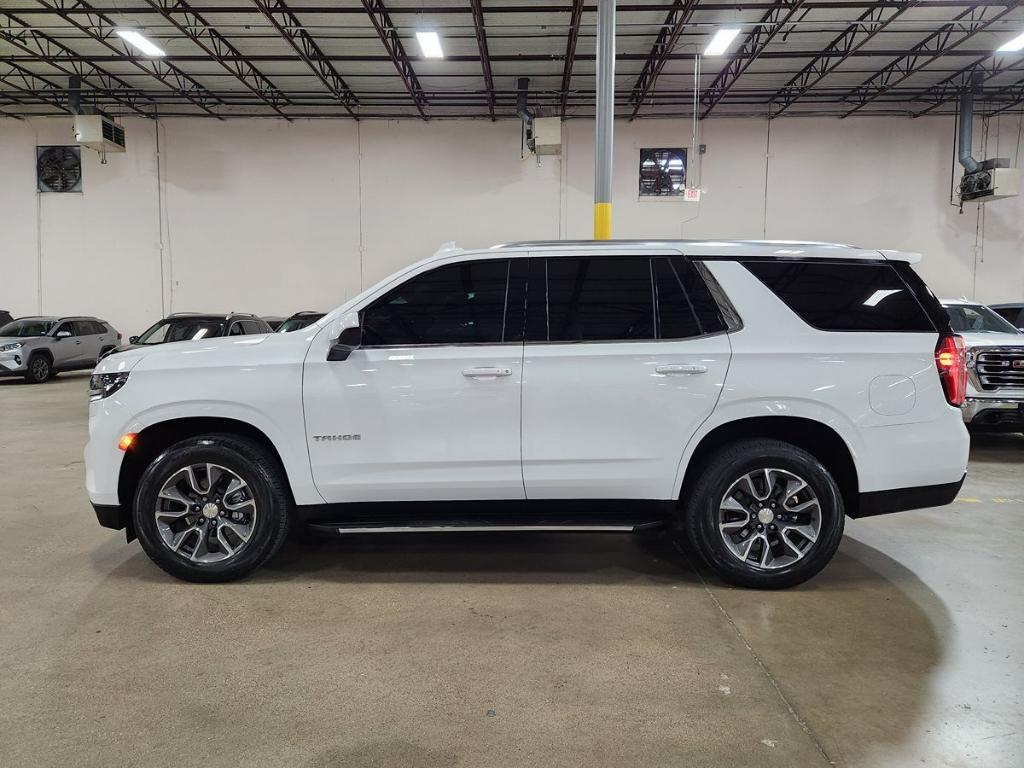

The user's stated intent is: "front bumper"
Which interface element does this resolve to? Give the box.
[0,348,27,375]
[962,397,1024,430]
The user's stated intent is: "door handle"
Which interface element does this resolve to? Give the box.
[656,364,707,375]
[462,367,512,378]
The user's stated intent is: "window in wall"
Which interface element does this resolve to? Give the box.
[361,260,511,346]
[639,148,687,197]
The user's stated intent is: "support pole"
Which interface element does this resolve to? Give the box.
[594,0,615,240]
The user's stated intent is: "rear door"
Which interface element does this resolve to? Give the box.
[75,321,104,363]
[520,251,732,500]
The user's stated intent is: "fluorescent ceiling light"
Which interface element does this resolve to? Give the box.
[704,27,741,57]
[116,29,165,57]
[416,31,444,59]
[997,31,1024,52]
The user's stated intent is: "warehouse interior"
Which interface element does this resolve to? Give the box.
[1,1,1023,767]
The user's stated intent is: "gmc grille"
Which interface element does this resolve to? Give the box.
[974,347,1024,391]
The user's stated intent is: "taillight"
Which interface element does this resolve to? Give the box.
[117,332,122,342]
[935,334,967,407]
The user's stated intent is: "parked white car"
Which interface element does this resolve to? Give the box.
[942,299,1024,431]
[86,240,970,587]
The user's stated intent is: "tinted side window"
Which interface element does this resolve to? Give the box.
[228,323,245,336]
[744,261,935,332]
[73,321,93,335]
[362,259,510,346]
[54,322,75,336]
[545,257,654,342]
[654,257,729,338]
[240,320,265,334]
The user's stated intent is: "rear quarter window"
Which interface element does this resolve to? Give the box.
[743,260,935,332]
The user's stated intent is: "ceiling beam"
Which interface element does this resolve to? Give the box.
[360,0,428,119]
[4,2,1016,15]
[700,0,808,119]
[0,59,74,113]
[769,0,917,118]
[1,10,150,117]
[143,0,290,119]
[986,76,1024,116]
[468,0,495,121]
[912,53,1024,117]
[559,0,585,118]
[629,0,699,119]
[31,0,221,117]
[840,1,1024,117]
[251,0,359,117]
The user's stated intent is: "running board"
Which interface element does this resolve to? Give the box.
[297,500,674,536]
[309,521,661,535]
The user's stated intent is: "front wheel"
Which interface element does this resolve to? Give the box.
[133,434,291,582]
[25,354,51,383]
[682,439,845,589]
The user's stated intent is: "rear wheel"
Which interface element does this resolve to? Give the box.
[682,439,845,589]
[132,434,291,582]
[24,354,51,384]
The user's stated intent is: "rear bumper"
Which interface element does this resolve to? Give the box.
[962,397,1024,430]
[852,474,966,519]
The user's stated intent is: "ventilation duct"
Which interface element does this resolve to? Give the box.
[957,86,979,174]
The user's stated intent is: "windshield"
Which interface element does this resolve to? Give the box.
[276,314,324,333]
[136,318,227,344]
[0,319,54,337]
[945,304,1023,335]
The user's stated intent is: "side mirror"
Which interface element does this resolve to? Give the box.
[128,336,139,344]
[56,330,71,339]
[328,325,362,362]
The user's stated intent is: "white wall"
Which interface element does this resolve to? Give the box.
[1,114,1022,337]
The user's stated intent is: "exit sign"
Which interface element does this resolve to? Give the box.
[683,187,702,202]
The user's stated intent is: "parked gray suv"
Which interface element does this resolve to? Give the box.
[0,316,120,383]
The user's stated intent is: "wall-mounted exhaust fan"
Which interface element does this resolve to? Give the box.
[957,85,1019,203]
[36,146,82,193]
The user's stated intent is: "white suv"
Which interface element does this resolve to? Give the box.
[86,240,970,588]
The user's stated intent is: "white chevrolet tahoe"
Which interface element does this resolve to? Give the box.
[86,240,970,588]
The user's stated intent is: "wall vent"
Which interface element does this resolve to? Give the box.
[36,146,82,193]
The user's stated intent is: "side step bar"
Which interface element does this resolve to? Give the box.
[309,521,662,535]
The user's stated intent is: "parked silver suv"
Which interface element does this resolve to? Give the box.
[0,316,120,383]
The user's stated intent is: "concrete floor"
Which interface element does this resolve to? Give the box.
[0,372,1021,768]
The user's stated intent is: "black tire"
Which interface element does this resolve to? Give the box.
[132,434,291,583]
[682,439,845,589]
[24,354,51,384]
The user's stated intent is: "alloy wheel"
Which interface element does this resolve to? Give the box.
[154,463,257,564]
[717,467,821,570]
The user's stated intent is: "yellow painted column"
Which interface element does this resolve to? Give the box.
[594,202,613,240]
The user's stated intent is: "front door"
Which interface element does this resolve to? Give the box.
[303,257,526,503]
[521,252,732,500]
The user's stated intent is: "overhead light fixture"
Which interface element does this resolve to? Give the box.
[416,30,444,59]
[704,27,741,57]
[997,30,1024,52]
[115,29,166,57]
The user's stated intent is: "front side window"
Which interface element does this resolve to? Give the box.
[53,322,75,337]
[744,260,934,332]
[945,304,1022,335]
[362,260,510,346]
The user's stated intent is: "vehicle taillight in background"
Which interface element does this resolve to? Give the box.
[935,334,967,407]
[117,332,122,342]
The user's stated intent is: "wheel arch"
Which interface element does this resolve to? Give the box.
[117,417,295,524]
[678,416,860,518]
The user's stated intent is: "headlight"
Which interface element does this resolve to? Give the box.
[0,342,22,352]
[89,372,130,401]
